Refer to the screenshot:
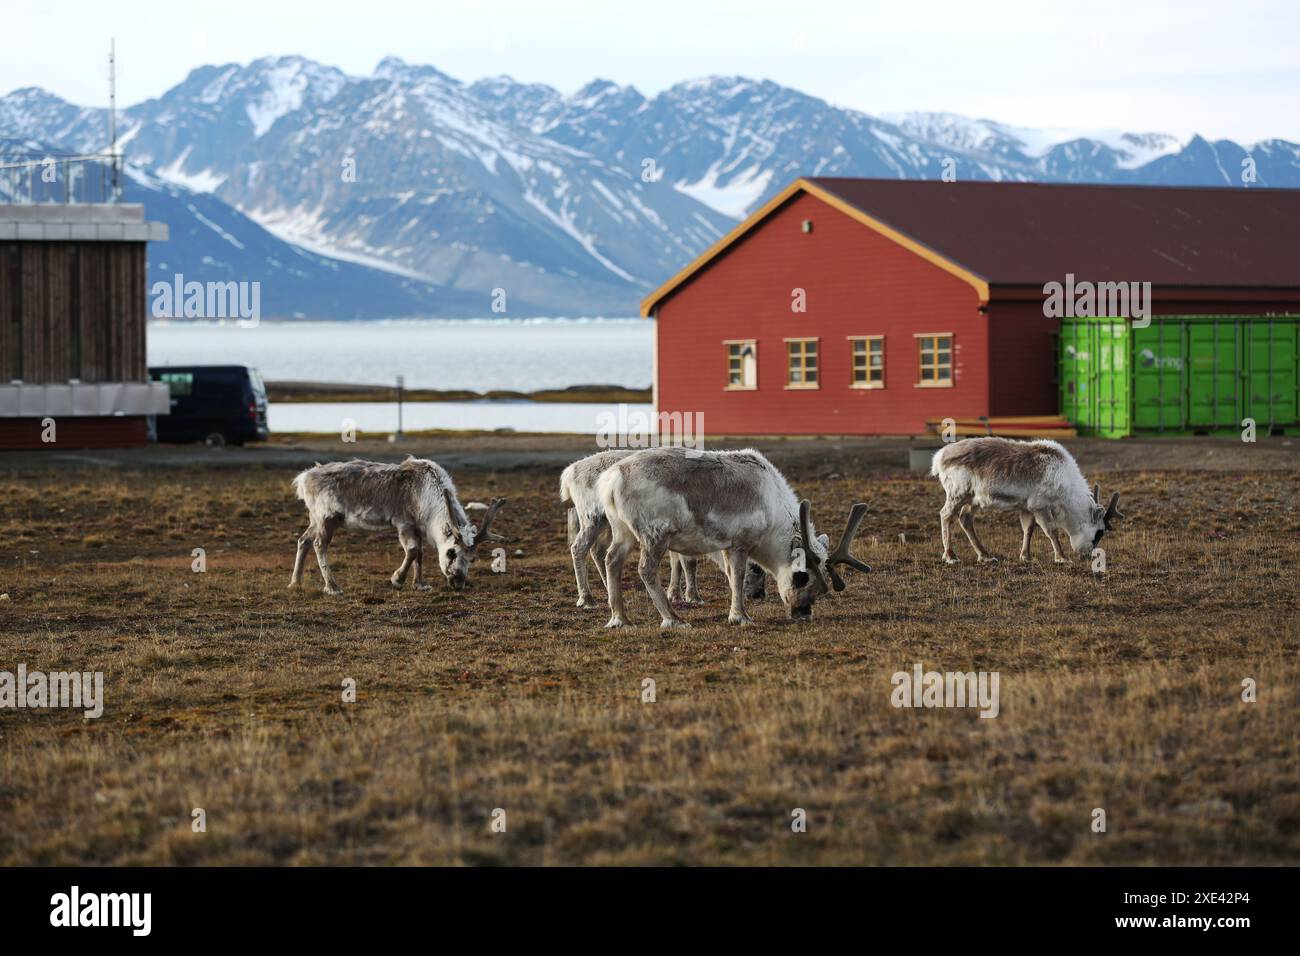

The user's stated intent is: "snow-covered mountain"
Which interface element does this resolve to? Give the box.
[4,57,1299,318]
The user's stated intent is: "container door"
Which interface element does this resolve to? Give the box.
[1058,319,1091,430]
[1243,319,1299,431]
[1132,319,1186,431]
[1186,319,1240,429]
[1094,318,1130,437]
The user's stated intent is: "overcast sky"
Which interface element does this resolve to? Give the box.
[6,0,1298,143]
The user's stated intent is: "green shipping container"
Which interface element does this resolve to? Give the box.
[1059,315,1300,438]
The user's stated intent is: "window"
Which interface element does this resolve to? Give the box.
[785,338,819,388]
[724,340,757,390]
[915,334,953,387]
[849,336,884,388]
[157,371,194,397]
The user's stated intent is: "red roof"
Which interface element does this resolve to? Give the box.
[807,177,1300,289]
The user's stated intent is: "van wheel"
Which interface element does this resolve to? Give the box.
[204,432,227,448]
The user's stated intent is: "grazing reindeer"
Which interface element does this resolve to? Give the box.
[595,447,870,627]
[930,437,1123,564]
[560,449,765,608]
[290,457,505,594]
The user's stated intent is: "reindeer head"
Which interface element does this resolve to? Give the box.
[1069,483,1124,556]
[780,500,872,619]
[439,490,506,589]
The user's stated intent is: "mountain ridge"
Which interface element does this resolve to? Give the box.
[3,56,1298,318]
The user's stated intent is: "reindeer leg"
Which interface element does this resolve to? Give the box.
[959,507,998,563]
[391,524,419,589]
[571,514,607,608]
[289,527,313,588]
[683,555,703,605]
[1018,511,1036,562]
[638,531,688,629]
[603,520,635,628]
[313,514,344,595]
[1035,512,1068,563]
[589,527,610,591]
[726,549,753,625]
[411,532,432,590]
[667,552,684,603]
[940,497,960,564]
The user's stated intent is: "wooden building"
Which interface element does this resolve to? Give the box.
[641,178,1300,436]
[0,203,168,449]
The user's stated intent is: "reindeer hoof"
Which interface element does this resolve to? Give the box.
[943,555,960,565]
[660,618,691,629]
[390,577,405,589]
[978,555,1000,564]
[414,583,433,592]
[577,597,600,608]
[605,616,626,628]
[1054,557,1070,564]
[323,586,342,596]
[728,614,754,626]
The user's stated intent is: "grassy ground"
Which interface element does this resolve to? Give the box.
[1,436,1297,865]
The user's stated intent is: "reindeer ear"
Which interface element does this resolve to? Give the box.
[442,488,465,543]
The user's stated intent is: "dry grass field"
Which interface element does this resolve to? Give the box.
[1,435,1297,865]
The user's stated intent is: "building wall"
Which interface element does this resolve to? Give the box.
[0,416,149,450]
[0,240,148,384]
[655,192,988,435]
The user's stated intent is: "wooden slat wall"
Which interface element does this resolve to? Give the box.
[0,240,147,384]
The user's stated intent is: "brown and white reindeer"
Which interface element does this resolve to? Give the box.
[559,448,766,609]
[289,457,505,594]
[595,446,870,628]
[930,437,1124,564]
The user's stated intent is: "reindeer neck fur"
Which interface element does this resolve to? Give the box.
[408,459,475,549]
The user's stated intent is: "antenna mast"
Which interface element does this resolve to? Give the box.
[109,38,121,202]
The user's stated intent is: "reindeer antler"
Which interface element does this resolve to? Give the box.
[1102,491,1124,530]
[473,497,507,548]
[799,499,871,593]
[798,499,834,593]
[825,502,871,592]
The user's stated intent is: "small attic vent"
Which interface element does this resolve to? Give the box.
[802,219,813,234]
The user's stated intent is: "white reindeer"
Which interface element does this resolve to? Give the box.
[930,437,1123,564]
[289,457,505,593]
[595,446,870,627]
[560,449,765,608]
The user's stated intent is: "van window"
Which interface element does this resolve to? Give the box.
[158,372,194,397]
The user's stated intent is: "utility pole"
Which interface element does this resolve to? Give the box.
[108,38,121,202]
[390,374,406,443]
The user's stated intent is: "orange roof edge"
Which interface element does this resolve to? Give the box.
[639,177,991,317]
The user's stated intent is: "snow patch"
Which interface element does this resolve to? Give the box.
[674,164,773,219]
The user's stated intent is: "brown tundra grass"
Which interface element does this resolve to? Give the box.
[0,437,1297,865]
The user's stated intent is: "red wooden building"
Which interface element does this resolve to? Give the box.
[641,177,1300,436]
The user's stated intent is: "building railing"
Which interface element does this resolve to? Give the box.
[0,152,123,205]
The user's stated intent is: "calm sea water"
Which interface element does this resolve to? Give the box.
[268,401,653,435]
[147,318,653,392]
